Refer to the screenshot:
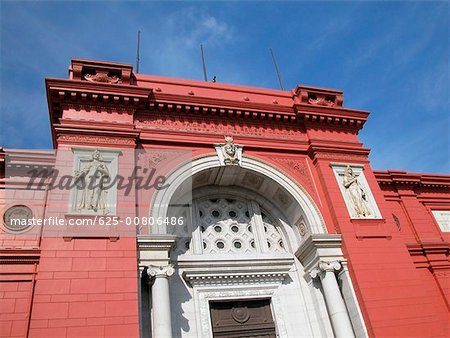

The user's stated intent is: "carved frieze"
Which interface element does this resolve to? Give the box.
[135,114,306,140]
[57,135,135,146]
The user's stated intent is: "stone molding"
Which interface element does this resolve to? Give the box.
[295,234,345,278]
[137,235,176,270]
[137,235,176,251]
[178,254,294,287]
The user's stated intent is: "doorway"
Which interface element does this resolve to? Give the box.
[209,298,276,338]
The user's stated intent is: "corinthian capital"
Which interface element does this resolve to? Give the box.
[147,264,175,281]
[310,260,342,279]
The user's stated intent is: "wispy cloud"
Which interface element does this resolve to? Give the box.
[141,8,235,79]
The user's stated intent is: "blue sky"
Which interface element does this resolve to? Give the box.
[1,1,448,173]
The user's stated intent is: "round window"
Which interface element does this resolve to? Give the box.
[3,205,33,232]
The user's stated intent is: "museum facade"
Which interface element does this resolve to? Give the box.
[1,58,449,338]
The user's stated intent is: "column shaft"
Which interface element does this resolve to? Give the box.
[320,270,355,338]
[148,265,174,338]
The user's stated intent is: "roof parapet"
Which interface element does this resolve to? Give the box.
[69,58,135,85]
[293,85,343,108]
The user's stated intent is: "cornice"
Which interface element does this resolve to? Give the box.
[54,126,138,148]
[46,58,373,148]
[406,241,450,270]
[0,247,40,265]
[178,254,294,287]
[46,78,150,98]
[295,234,344,275]
[307,144,371,163]
[137,235,177,252]
[295,105,368,130]
[374,170,450,188]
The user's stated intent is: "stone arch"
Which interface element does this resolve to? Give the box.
[149,153,327,238]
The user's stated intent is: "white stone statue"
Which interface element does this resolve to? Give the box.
[342,165,372,218]
[74,149,110,214]
[214,136,243,166]
[222,136,239,165]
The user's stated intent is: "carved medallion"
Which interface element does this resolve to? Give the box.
[3,205,33,232]
[84,71,121,84]
[231,303,250,323]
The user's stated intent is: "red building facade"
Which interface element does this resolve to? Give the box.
[1,58,449,337]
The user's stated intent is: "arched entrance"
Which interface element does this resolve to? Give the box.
[139,154,366,338]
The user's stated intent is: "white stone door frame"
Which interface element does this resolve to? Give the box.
[179,255,294,338]
[194,286,287,338]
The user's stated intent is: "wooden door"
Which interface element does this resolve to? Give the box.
[209,298,277,338]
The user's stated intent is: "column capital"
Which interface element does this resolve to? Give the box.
[147,264,175,281]
[310,260,342,279]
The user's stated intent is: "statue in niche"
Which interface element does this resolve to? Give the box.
[342,165,372,218]
[74,149,110,214]
[222,136,239,165]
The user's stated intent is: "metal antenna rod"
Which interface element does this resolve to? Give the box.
[136,30,141,73]
[269,48,285,91]
[200,44,208,81]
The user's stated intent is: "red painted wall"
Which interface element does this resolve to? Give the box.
[1,59,449,337]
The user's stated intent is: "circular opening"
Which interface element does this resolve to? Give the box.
[245,211,250,218]
[233,241,242,249]
[212,210,220,218]
[247,225,252,232]
[231,225,239,233]
[214,225,222,233]
[250,240,255,248]
[216,241,225,249]
[267,241,271,248]
[199,210,203,217]
[3,205,34,232]
[229,210,237,218]
[185,241,190,249]
[279,240,284,248]
[203,241,207,249]
[264,226,268,233]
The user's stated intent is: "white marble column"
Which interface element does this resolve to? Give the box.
[311,261,355,338]
[147,264,175,338]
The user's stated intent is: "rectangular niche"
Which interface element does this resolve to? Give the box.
[69,147,121,215]
[331,163,382,219]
